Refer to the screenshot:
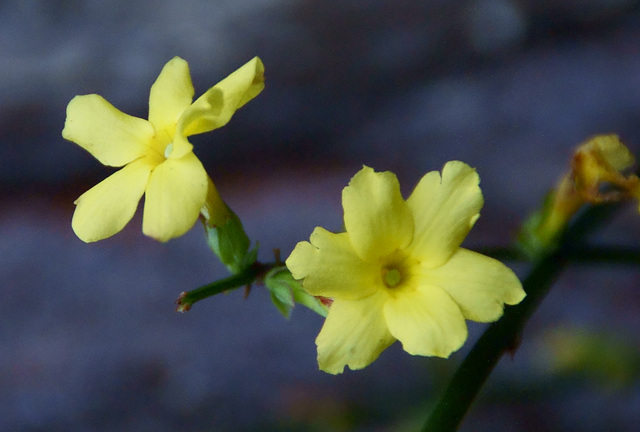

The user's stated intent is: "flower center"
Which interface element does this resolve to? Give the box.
[383,268,402,287]
[379,249,419,291]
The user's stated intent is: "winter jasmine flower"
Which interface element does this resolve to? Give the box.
[572,134,637,203]
[524,135,640,254]
[286,162,525,374]
[63,56,264,242]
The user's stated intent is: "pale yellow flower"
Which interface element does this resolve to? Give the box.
[286,162,525,374]
[63,57,264,242]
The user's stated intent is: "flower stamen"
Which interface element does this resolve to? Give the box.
[383,267,402,288]
[164,142,174,158]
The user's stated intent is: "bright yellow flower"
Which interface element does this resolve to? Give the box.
[286,162,525,374]
[63,57,265,242]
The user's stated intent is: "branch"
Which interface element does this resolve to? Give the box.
[421,202,623,432]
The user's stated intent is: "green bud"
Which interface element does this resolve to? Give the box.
[204,208,257,274]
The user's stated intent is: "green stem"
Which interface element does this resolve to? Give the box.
[471,246,525,261]
[567,246,640,265]
[176,262,269,312]
[421,252,564,431]
[421,203,622,432]
[476,245,640,265]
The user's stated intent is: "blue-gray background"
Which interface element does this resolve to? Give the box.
[2,1,640,431]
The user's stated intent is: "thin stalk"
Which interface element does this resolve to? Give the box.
[568,246,640,265]
[421,203,622,432]
[421,252,564,431]
[471,246,525,261]
[176,262,269,312]
[476,245,640,265]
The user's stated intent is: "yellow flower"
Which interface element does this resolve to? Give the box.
[572,134,637,203]
[63,57,265,242]
[286,162,525,374]
[525,134,640,253]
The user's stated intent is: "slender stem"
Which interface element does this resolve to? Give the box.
[421,252,565,431]
[421,203,622,432]
[476,245,640,265]
[567,246,640,265]
[471,246,525,261]
[176,262,269,312]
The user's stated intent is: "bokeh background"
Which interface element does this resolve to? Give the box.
[2,0,640,431]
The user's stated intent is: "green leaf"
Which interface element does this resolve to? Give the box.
[543,326,640,388]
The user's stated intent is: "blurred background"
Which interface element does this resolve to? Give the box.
[2,0,640,430]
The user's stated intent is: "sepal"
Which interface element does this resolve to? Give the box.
[264,267,329,318]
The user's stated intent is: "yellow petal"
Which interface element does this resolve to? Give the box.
[142,152,208,242]
[148,57,194,135]
[383,284,467,357]
[62,94,154,167]
[580,134,634,172]
[285,228,379,300]
[342,166,413,262]
[219,56,265,111]
[573,135,636,196]
[407,161,483,268]
[424,248,525,322]
[169,87,220,159]
[72,157,154,242]
[316,291,395,374]
[170,57,265,159]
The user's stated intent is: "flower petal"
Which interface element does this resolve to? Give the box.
[171,57,265,159]
[342,166,413,262]
[316,291,395,374]
[407,161,483,268]
[142,152,208,242]
[384,284,467,357]
[72,157,154,242]
[62,94,154,167]
[423,248,525,322]
[148,57,194,135]
[580,134,635,172]
[219,56,265,111]
[286,227,379,300]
